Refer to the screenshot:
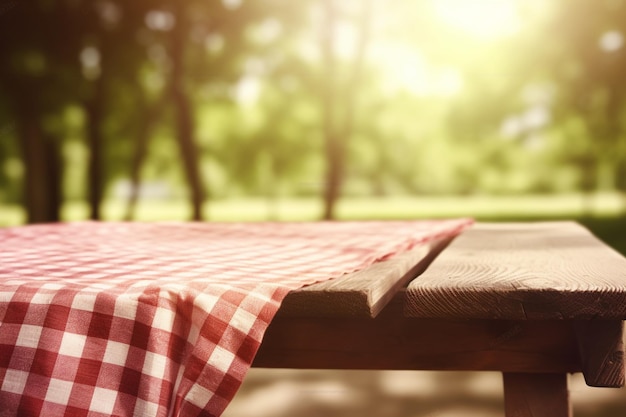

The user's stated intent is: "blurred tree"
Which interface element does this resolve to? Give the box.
[168,0,205,220]
[124,91,166,220]
[79,0,170,220]
[5,0,626,225]
[320,0,372,219]
[0,0,82,222]
[515,0,626,203]
[124,0,306,220]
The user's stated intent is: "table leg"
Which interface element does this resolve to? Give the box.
[573,320,624,387]
[503,373,571,417]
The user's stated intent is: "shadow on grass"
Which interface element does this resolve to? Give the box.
[227,370,626,417]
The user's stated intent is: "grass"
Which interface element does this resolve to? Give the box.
[2,192,626,254]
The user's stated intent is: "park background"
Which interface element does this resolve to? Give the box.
[2,0,626,415]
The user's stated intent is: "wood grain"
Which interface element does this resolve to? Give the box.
[405,222,626,320]
[278,236,452,318]
[503,373,572,417]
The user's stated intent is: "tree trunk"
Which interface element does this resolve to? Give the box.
[321,0,339,220]
[42,130,62,222]
[170,5,205,221]
[84,76,105,221]
[321,0,372,220]
[124,95,165,221]
[16,100,62,223]
[616,161,626,215]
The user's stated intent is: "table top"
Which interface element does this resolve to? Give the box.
[404,222,626,320]
[277,221,626,320]
[255,222,626,391]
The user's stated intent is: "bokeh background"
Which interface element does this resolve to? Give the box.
[2,0,626,415]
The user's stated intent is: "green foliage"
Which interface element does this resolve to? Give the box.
[2,0,626,219]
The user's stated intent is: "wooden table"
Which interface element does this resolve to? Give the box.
[252,222,626,417]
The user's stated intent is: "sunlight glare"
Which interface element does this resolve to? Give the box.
[371,44,463,97]
[599,30,624,52]
[234,76,261,106]
[433,0,521,39]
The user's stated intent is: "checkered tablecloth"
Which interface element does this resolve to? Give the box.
[0,219,472,416]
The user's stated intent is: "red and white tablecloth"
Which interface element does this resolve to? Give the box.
[0,219,472,416]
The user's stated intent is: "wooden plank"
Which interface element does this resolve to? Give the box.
[254,295,581,373]
[503,373,572,417]
[278,236,452,318]
[405,222,626,320]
